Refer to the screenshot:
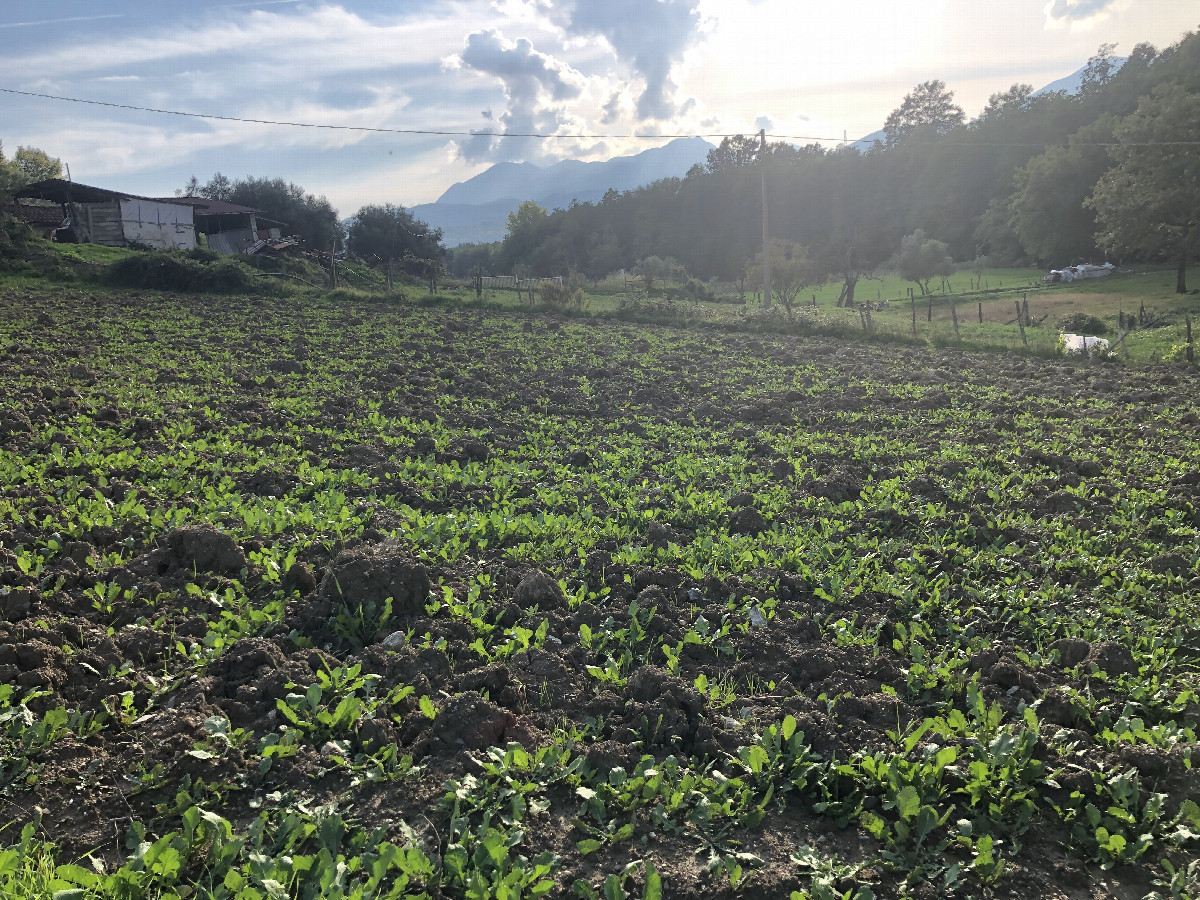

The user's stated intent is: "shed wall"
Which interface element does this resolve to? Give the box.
[119,199,195,250]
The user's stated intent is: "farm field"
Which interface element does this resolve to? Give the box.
[1,286,1198,899]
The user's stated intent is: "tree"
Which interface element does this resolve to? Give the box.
[195,173,234,202]
[748,240,816,319]
[1005,115,1116,265]
[634,255,672,290]
[884,80,965,147]
[980,83,1034,119]
[898,229,954,296]
[229,177,338,249]
[445,242,498,278]
[704,135,761,174]
[1080,43,1121,95]
[1,143,62,199]
[1089,82,1200,293]
[498,200,549,273]
[347,204,444,282]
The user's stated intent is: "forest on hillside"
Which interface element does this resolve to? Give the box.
[447,33,1199,297]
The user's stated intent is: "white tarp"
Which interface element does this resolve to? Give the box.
[119,199,195,250]
[1061,333,1110,355]
[1044,262,1114,284]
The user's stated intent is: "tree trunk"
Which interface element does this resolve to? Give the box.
[1178,225,1189,294]
[843,276,858,308]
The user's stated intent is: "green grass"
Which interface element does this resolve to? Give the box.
[51,243,137,265]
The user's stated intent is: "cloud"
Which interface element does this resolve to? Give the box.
[0,14,124,29]
[460,29,583,101]
[1043,0,1122,22]
[754,115,773,131]
[600,90,624,124]
[536,0,703,120]
[0,6,459,81]
[456,29,586,162]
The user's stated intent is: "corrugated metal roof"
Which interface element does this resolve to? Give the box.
[164,196,287,229]
[15,179,189,206]
[167,196,261,216]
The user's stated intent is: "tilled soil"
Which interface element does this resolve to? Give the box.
[1,287,1198,899]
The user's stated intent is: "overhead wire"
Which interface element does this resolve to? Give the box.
[3,86,1200,146]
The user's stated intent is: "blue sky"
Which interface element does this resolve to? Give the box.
[0,0,1194,215]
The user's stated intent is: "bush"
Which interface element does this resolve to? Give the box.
[1059,313,1108,335]
[539,281,588,310]
[106,251,256,293]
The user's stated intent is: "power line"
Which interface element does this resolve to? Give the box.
[0,87,769,140]
[3,86,1199,146]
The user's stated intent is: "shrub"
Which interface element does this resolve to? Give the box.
[106,251,256,293]
[539,281,588,310]
[1059,313,1108,335]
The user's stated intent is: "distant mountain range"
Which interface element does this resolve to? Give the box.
[411,137,713,246]
[413,58,1124,247]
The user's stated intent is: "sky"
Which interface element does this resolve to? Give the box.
[0,0,1195,215]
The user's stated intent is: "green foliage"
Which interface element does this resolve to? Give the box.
[883,80,965,147]
[346,203,444,269]
[1090,80,1200,292]
[897,229,954,297]
[106,250,257,293]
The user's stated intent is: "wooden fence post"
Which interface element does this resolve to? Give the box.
[911,292,917,337]
[978,301,983,324]
[950,294,960,340]
[1015,300,1027,346]
[1188,314,1194,363]
[927,290,932,323]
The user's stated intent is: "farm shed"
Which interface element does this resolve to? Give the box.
[164,197,286,255]
[1,202,65,238]
[14,179,195,250]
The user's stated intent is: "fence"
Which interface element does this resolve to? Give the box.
[480,275,564,290]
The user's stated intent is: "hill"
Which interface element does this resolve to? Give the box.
[411,137,713,246]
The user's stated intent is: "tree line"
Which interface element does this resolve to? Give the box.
[448,32,1200,295]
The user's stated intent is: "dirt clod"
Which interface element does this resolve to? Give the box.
[167,525,247,573]
[513,570,566,610]
[318,542,431,618]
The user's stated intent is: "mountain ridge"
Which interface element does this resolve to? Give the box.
[413,137,713,246]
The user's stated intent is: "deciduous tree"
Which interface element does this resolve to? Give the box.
[348,204,442,264]
[883,80,965,147]
[897,229,954,297]
[1089,82,1200,293]
[748,240,816,319]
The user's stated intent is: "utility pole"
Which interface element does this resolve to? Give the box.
[760,129,771,310]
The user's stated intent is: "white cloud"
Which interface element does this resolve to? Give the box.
[533,0,706,120]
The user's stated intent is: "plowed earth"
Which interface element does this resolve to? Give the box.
[1,287,1198,899]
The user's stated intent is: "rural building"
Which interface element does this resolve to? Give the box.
[14,179,196,250]
[1,202,67,239]
[164,197,287,255]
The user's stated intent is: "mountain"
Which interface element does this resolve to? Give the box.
[1032,57,1127,96]
[412,136,713,246]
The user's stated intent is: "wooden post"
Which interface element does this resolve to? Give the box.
[950,294,960,340]
[927,290,932,323]
[1187,314,1194,363]
[329,241,338,288]
[911,292,917,336]
[1015,301,1027,346]
[978,301,983,324]
[1022,294,1029,326]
